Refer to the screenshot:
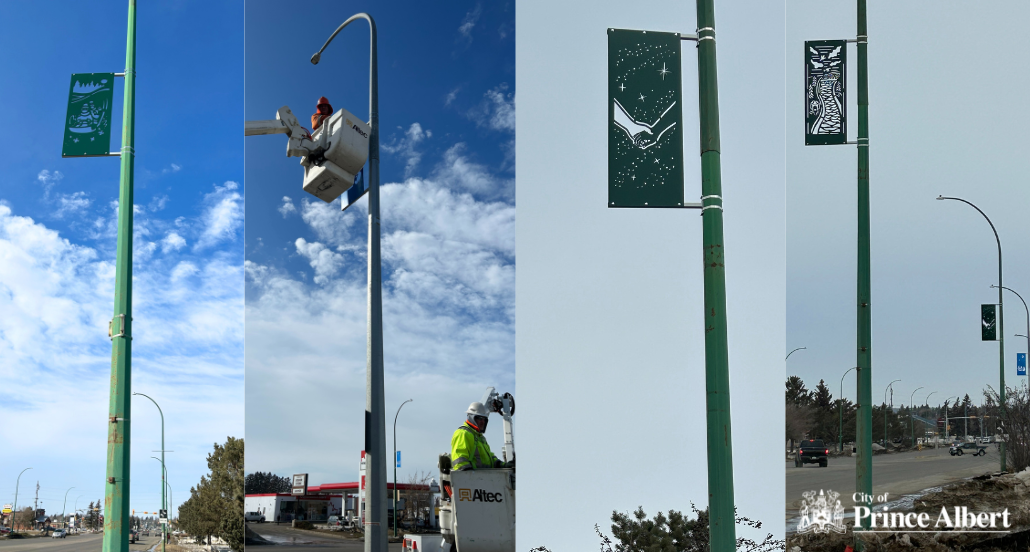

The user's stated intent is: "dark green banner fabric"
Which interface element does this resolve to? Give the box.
[804,40,846,146]
[608,29,684,208]
[982,304,997,341]
[63,73,114,157]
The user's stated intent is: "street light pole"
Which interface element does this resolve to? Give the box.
[12,468,31,532]
[786,347,807,361]
[937,195,1006,471]
[150,458,168,546]
[392,399,412,537]
[311,15,385,552]
[840,367,858,453]
[853,2,873,541]
[993,285,1029,380]
[943,396,959,445]
[925,392,937,447]
[134,392,166,552]
[62,487,75,520]
[910,387,924,447]
[884,379,900,448]
[104,2,138,550]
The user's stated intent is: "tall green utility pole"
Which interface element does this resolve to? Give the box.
[854,0,873,543]
[103,2,136,551]
[695,1,735,550]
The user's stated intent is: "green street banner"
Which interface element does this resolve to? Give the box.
[981,304,997,341]
[63,73,114,157]
[805,40,846,146]
[608,29,684,208]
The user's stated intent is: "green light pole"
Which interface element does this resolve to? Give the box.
[11,468,31,532]
[392,399,412,538]
[103,2,137,551]
[853,0,873,541]
[883,379,900,448]
[909,386,923,446]
[992,285,1029,383]
[937,195,1006,471]
[839,367,857,452]
[694,2,736,550]
[136,393,166,552]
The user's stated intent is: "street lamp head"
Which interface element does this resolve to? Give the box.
[310,52,321,65]
[936,195,944,200]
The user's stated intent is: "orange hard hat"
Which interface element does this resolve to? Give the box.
[317,96,331,106]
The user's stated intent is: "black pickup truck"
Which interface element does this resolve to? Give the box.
[794,439,829,467]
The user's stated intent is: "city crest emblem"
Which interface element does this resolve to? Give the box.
[798,489,847,534]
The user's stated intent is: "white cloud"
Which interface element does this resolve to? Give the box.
[149,195,170,212]
[278,196,297,218]
[381,123,432,177]
[55,191,91,218]
[445,87,460,106]
[469,84,515,133]
[294,238,345,285]
[162,163,182,174]
[162,232,187,253]
[195,181,243,250]
[36,169,64,198]
[458,5,482,42]
[246,156,515,481]
[0,199,243,467]
[432,143,514,200]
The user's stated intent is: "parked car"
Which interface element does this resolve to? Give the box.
[51,529,67,538]
[327,515,354,530]
[949,442,986,456]
[795,439,829,468]
[129,529,138,543]
[244,511,266,523]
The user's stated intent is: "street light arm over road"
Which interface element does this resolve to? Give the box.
[937,194,1006,471]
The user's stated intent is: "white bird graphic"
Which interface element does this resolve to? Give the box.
[613,98,677,150]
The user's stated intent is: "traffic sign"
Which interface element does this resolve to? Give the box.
[1018,353,1026,376]
[396,450,401,468]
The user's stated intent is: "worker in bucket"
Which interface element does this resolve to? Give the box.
[451,402,513,470]
[311,96,333,131]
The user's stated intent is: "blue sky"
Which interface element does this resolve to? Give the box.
[0,1,243,520]
[244,1,515,487]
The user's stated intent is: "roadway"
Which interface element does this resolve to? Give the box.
[0,532,160,552]
[785,445,1000,520]
[247,522,405,550]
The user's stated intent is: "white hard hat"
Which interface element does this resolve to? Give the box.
[467,402,489,417]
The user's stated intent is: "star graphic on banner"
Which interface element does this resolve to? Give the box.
[654,158,660,164]
[98,130,104,135]
[619,83,626,92]
[631,175,636,181]
[90,137,95,141]
[638,93,646,102]
[73,138,79,143]
[659,62,670,80]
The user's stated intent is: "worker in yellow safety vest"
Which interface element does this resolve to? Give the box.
[451,402,514,471]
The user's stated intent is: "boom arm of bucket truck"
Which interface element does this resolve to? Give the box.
[480,387,515,462]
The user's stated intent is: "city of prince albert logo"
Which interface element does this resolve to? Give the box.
[798,489,847,534]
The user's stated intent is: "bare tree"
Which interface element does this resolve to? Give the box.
[402,472,436,531]
[785,403,814,453]
[986,383,1030,473]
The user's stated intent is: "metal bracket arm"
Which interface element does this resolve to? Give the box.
[108,314,132,340]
